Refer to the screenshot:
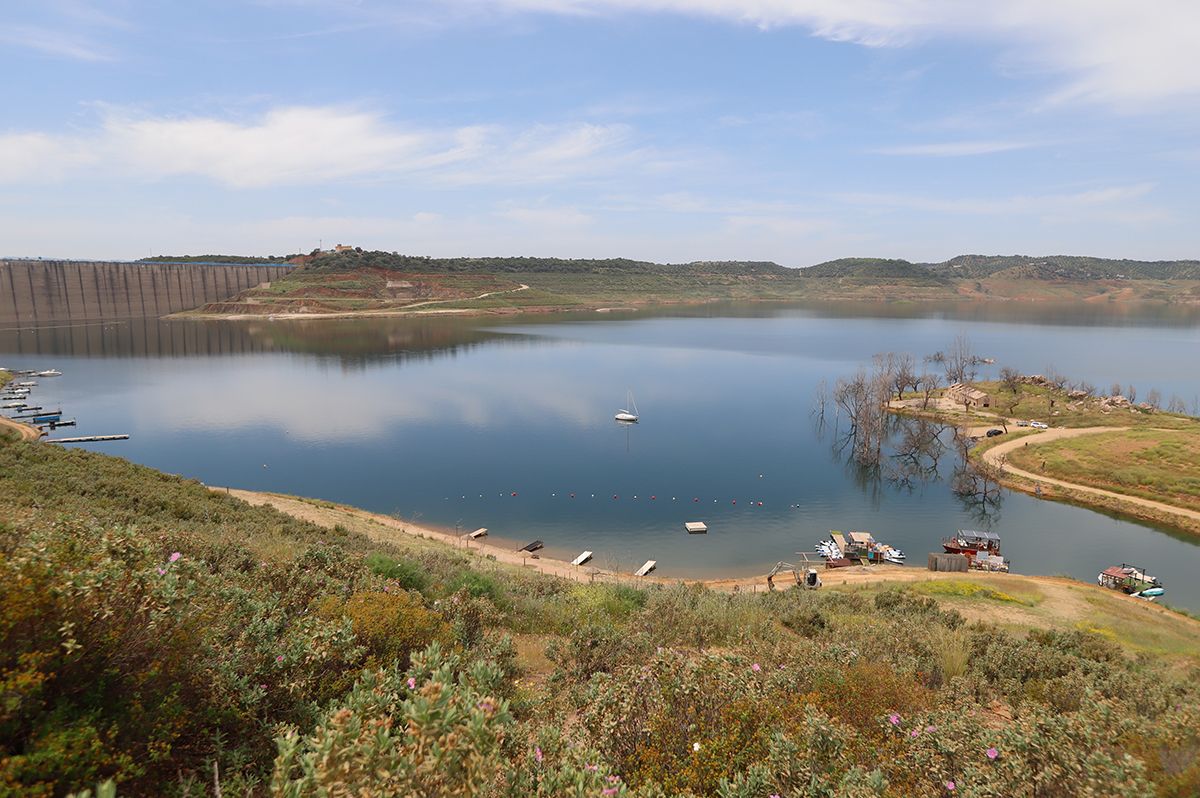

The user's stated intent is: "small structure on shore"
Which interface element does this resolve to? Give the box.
[946,382,991,408]
[635,560,657,576]
[518,540,544,553]
[927,552,969,573]
[571,550,593,566]
[467,527,488,539]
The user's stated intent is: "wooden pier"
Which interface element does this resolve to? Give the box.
[467,527,488,540]
[635,560,657,576]
[571,550,593,566]
[684,521,708,534]
[49,434,130,443]
[518,539,544,553]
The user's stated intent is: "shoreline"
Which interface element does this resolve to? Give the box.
[213,486,1200,628]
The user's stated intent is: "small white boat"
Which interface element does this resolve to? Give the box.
[35,370,62,377]
[615,389,639,423]
[15,381,37,387]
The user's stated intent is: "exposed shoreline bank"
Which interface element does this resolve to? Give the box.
[215,485,1199,629]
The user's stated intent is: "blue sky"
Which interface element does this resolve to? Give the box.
[2,0,1199,265]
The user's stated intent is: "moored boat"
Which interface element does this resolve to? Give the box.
[1098,564,1164,600]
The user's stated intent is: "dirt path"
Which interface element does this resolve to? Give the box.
[0,415,44,442]
[981,426,1200,525]
[397,283,530,311]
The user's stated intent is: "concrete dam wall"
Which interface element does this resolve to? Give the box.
[0,260,294,326]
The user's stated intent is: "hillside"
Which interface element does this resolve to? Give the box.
[1,434,1199,796]
[809,254,1200,281]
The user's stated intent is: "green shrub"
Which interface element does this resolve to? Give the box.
[365,553,429,592]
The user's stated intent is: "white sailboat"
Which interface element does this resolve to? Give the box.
[615,389,639,423]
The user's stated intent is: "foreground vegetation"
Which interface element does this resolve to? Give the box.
[2,436,1199,797]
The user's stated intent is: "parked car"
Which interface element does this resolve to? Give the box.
[986,428,1005,437]
[1016,420,1030,427]
[1030,421,1049,429]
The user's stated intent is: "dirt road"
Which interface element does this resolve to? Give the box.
[981,426,1200,525]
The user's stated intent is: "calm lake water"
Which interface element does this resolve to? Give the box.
[4,301,1200,609]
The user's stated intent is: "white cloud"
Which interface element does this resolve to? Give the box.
[439,0,1200,108]
[0,106,640,189]
[871,140,1041,157]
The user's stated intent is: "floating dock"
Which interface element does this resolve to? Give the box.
[684,521,708,534]
[467,527,488,539]
[635,560,657,576]
[571,550,593,566]
[49,434,130,443]
[519,539,544,553]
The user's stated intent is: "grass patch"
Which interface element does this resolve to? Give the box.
[910,578,1039,606]
[1006,428,1200,511]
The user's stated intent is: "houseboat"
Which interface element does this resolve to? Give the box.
[1097,564,1164,600]
[943,529,1010,572]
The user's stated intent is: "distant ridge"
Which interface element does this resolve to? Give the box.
[805,254,1200,281]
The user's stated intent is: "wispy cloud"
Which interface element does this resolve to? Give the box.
[871,140,1042,157]
[412,0,1200,109]
[0,24,113,61]
[836,182,1159,217]
[0,106,644,189]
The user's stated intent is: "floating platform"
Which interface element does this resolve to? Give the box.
[571,550,594,566]
[49,434,130,443]
[467,527,488,539]
[635,560,657,576]
[519,539,544,553]
[684,521,708,534]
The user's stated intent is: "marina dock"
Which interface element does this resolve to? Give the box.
[49,434,130,443]
[635,560,657,576]
[571,550,593,566]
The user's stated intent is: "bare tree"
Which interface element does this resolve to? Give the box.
[1146,388,1162,410]
[834,364,892,467]
[1110,382,1122,398]
[1127,384,1137,404]
[888,417,949,489]
[1045,366,1069,391]
[999,367,1021,394]
[943,334,977,385]
[918,372,941,410]
[1168,394,1187,414]
[890,352,918,400]
[1077,381,1097,398]
[811,379,829,425]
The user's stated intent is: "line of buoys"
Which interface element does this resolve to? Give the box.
[449,491,787,506]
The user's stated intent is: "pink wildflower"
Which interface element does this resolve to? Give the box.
[275,655,283,663]
[586,764,598,772]
[169,551,181,563]
[751,663,761,673]
[157,568,166,576]
[259,683,267,690]
[926,725,937,733]
[534,747,543,763]
[407,677,417,689]
[986,747,999,760]
[910,729,920,738]
[607,775,620,783]
[602,789,618,797]
[945,781,956,791]
[888,713,901,725]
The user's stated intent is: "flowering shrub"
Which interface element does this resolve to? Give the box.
[270,642,512,796]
